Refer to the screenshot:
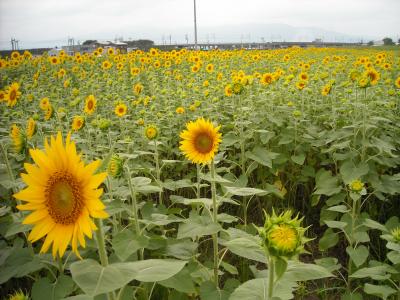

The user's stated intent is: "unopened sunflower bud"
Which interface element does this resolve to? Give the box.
[258,210,310,258]
[108,155,123,178]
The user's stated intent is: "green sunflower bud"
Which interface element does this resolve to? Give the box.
[258,210,310,259]
[107,155,123,178]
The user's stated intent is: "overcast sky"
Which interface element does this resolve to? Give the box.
[0,0,399,49]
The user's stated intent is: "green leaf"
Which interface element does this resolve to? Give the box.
[245,147,279,168]
[112,230,149,261]
[326,205,349,213]
[131,176,152,186]
[70,259,187,296]
[165,239,198,260]
[346,245,369,268]
[314,169,342,196]
[200,281,230,300]
[70,259,137,296]
[222,237,266,263]
[225,186,269,197]
[32,275,74,300]
[350,266,391,280]
[364,283,396,300]
[158,267,196,294]
[178,215,222,239]
[229,277,296,300]
[363,219,388,232]
[291,153,306,165]
[281,261,334,282]
[324,220,347,229]
[339,161,369,184]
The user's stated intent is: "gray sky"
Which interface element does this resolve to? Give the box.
[0,0,399,49]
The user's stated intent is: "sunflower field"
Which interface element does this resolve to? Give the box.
[0,46,400,300]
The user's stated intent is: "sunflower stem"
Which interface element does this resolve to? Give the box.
[210,160,219,288]
[267,256,275,299]
[94,218,116,300]
[154,140,162,205]
[125,166,143,260]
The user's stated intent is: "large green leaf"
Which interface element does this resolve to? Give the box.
[225,186,269,197]
[31,275,74,300]
[339,161,369,184]
[281,261,334,282]
[364,283,396,300]
[222,237,266,263]
[245,147,279,168]
[112,230,149,261]
[229,277,296,300]
[346,245,369,268]
[159,267,196,294]
[177,215,222,239]
[314,169,341,196]
[70,259,187,296]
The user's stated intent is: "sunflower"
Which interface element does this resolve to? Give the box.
[44,106,53,121]
[224,84,233,97]
[261,73,273,85]
[395,76,400,89]
[298,72,309,81]
[102,60,112,70]
[179,118,222,164]
[49,56,59,65]
[145,125,158,140]
[114,103,127,117]
[363,68,380,85]
[258,210,308,258]
[5,82,21,107]
[321,84,332,96]
[0,90,5,102]
[191,65,200,73]
[14,132,108,258]
[84,95,97,115]
[72,116,85,131]
[26,118,36,139]
[10,124,26,153]
[133,83,143,95]
[295,81,306,90]
[206,64,214,73]
[176,107,185,114]
[40,97,50,110]
[130,67,140,76]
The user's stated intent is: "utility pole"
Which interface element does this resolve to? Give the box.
[193,0,198,50]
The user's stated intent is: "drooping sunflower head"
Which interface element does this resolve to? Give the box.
[72,115,85,131]
[179,118,222,165]
[395,76,400,89]
[84,95,97,115]
[145,124,158,140]
[258,210,309,258]
[114,103,127,117]
[44,105,53,121]
[14,132,108,258]
[10,124,26,154]
[107,154,123,178]
[26,118,36,139]
[5,82,21,107]
[363,68,380,85]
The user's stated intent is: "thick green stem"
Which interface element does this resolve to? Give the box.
[210,161,219,288]
[154,140,162,205]
[268,257,275,299]
[94,218,116,300]
[126,167,141,236]
[125,166,143,260]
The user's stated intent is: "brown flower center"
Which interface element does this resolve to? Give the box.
[45,172,83,224]
[194,133,213,154]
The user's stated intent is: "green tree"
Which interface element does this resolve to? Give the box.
[382,37,394,45]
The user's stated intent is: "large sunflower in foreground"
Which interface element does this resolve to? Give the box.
[14,132,108,258]
[179,118,222,164]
